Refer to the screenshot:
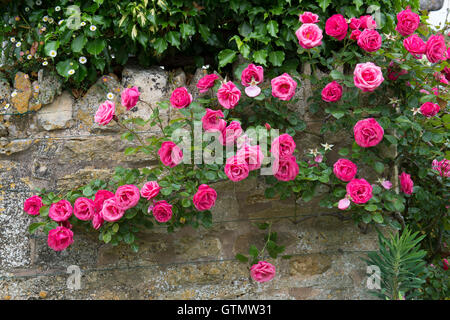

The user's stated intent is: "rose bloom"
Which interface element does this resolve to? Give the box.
[73,197,95,221]
[158,141,183,167]
[357,29,381,52]
[325,14,348,41]
[152,200,173,223]
[193,184,217,211]
[250,261,276,283]
[359,15,377,30]
[121,86,140,110]
[295,23,323,49]
[353,62,384,92]
[140,181,161,200]
[93,190,114,213]
[236,144,264,171]
[49,199,73,222]
[399,172,413,195]
[273,155,299,181]
[101,198,125,222]
[432,159,450,178]
[92,212,104,230]
[338,198,351,210]
[333,159,358,182]
[197,74,219,93]
[346,179,373,204]
[350,29,362,41]
[217,81,241,109]
[94,100,115,125]
[299,11,319,24]
[271,73,297,101]
[170,87,193,109]
[270,133,296,158]
[426,34,447,63]
[224,155,249,182]
[47,226,74,251]
[349,17,361,30]
[24,195,43,216]
[321,81,343,102]
[219,121,243,146]
[420,102,440,117]
[202,108,226,132]
[241,64,264,87]
[115,184,140,210]
[395,7,420,37]
[354,118,384,148]
[403,34,426,58]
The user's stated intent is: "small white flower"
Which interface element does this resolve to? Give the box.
[42,61,48,66]
[55,6,61,11]
[58,19,64,25]
[27,54,32,60]
[49,50,57,57]
[36,0,42,5]
[25,7,30,12]
[309,148,319,157]
[202,65,210,70]
[107,92,114,100]
[160,66,165,70]
[321,143,334,151]
[90,25,97,31]
[43,16,48,22]
[81,21,86,26]
[48,18,54,24]
[411,107,420,115]
[68,69,75,75]
[34,85,40,92]
[16,41,21,47]
[4,103,10,109]
[10,37,15,43]
[11,91,17,97]
[79,56,87,64]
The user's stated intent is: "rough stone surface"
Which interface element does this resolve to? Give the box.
[37,91,73,131]
[420,0,445,11]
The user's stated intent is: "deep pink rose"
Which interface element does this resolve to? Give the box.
[202,108,226,132]
[236,145,264,171]
[432,159,450,178]
[420,102,440,117]
[115,184,140,210]
[354,118,384,148]
[359,15,377,30]
[443,259,449,271]
[270,133,296,158]
[101,198,125,222]
[295,23,323,49]
[271,73,297,101]
[193,184,217,211]
[141,181,161,200]
[92,212,104,230]
[350,29,362,41]
[299,12,319,24]
[241,64,264,87]
[321,81,343,102]
[273,155,299,181]
[24,195,43,216]
[73,197,95,221]
[349,18,361,30]
[217,81,241,109]
[333,159,357,182]
[399,172,413,195]
[219,121,243,146]
[395,7,420,37]
[94,101,115,126]
[224,155,249,182]
[121,86,140,110]
[403,34,426,58]
[346,179,373,204]
[250,261,276,283]
[47,226,74,251]
[325,14,348,41]
[197,74,219,93]
[426,34,447,63]
[357,29,382,52]
[93,190,114,213]
[49,199,73,222]
[152,200,173,223]
[158,141,183,167]
[353,62,384,92]
[170,87,193,109]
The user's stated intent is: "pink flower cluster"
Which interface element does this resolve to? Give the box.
[296,13,323,49]
[432,159,449,178]
[270,134,299,181]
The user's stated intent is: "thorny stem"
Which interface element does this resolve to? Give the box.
[258,222,272,259]
[113,116,147,147]
[138,99,166,135]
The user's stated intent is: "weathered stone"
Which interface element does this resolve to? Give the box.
[0,80,11,107]
[37,69,63,105]
[289,253,332,277]
[0,137,34,155]
[420,0,445,11]
[11,72,32,114]
[37,91,73,131]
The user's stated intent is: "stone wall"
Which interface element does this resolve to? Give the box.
[0,65,380,300]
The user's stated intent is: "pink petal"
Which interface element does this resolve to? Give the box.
[381,180,392,190]
[245,85,261,97]
[338,198,350,210]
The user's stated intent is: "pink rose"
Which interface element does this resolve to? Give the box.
[432,159,450,177]
[321,81,343,102]
[115,184,140,210]
[325,14,348,41]
[47,226,74,251]
[49,199,73,222]
[271,73,297,101]
[359,15,377,30]
[349,18,361,30]
[193,184,217,211]
[92,212,104,230]
[101,198,125,222]
[270,133,296,158]
[420,102,440,117]
[158,141,183,167]
[399,172,413,195]
[73,197,95,221]
[241,64,264,87]
[338,198,351,210]
[426,34,447,63]
[299,12,319,24]
[170,87,193,109]
[197,74,219,93]
[94,100,115,126]
[395,7,420,37]
[350,29,362,41]
[202,108,226,132]
[121,86,140,110]
[382,180,393,190]
[217,81,241,109]
[152,200,173,223]
[273,155,299,181]
[141,181,161,200]
[219,121,243,146]
[403,34,426,58]
[224,155,249,182]
[346,179,373,204]
[357,29,382,52]
[250,261,276,283]
[93,190,114,213]
[353,118,384,148]
[443,259,449,271]
[24,195,43,216]
[333,159,357,182]
[295,23,323,49]
[353,62,384,92]
[236,144,264,171]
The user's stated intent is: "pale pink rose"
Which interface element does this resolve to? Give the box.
[353,62,384,92]
[24,195,43,216]
[338,198,351,210]
[224,155,249,182]
[381,180,393,190]
[346,179,373,204]
[94,100,115,125]
[93,190,114,213]
[271,73,297,101]
[321,81,343,102]
[193,184,217,211]
[299,12,319,24]
[357,29,381,52]
[359,15,377,30]
[296,23,323,49]
[333,159,357,182]
[250,261,276,283]
[426,34,447,63]
[432,159,450,177]
[399,172,413,195]
[241,64,264,87]
[236,145,264,171]
[270,133,296,158]
[202,108,226,132]
[217,81,241,109]
[158,141,183,167]
[47,226,74,251]
[353,118,384,148]
[197,74,219,93]
[349,18,361,30]
[49,199,73,222]
[420,102,440,117]
[420,89,430,95]
[272,155,299,181]
[73,197,95,221]
[350,29,362,41]
[140,181,161,200]
[325,14,348,41]
[92,212,104,230]
[170,87,193,109]
[314,154,323,163]
[403,34,426,58]
[115,184,140,210]
[101,198,125,222]
[152,200,173,223]
[121,86,140,110]
[219,121,243,146]
[396,7,420,37]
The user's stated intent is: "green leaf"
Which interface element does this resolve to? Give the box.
[103,232,112,243]
[166,31,180,48]
[218,49,237,68]
[249,245,259,258]
[338,148,349,156]
[124,233,135,244]
[235,253,249,262]
[374,162,385,174]
[268,51,285,67]
[180,23,196,38]
[29,222,45,234]
[44,41,59,56]
[372,212,384,224]
[364,204,378,212]
[266,20,279,37]
[71,35,87,53]
[253,49,268,66]
[362,213,372,224]
[153,38,168,54]
[86,39,106,55]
